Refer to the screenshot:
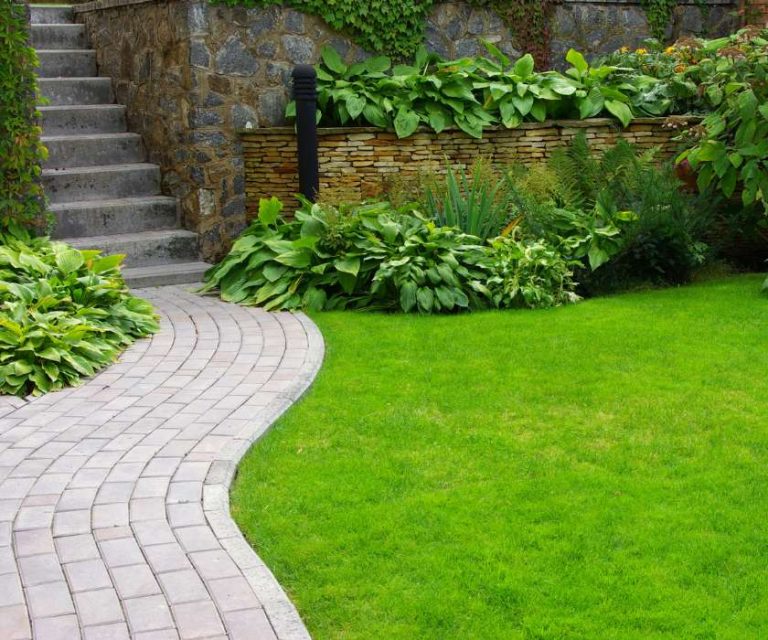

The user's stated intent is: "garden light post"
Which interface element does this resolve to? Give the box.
[292,64,319,202]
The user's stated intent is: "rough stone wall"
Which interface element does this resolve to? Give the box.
[552,0,739,64]
[241,118,694,214]
[74,0,736,259]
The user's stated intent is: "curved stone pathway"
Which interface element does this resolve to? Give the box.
[0,286,323,640]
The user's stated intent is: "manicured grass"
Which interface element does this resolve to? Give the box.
[231,275,768,639]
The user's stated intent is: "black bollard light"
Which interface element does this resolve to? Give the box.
[292,64,319,202]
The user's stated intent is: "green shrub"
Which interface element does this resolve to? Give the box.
[486,235,580,309]
[201,197,576,313]
[0,1,49,231]
[511,134,716,291]
[0,225,159,396]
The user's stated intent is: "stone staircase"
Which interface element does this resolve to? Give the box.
[31,4,211,288]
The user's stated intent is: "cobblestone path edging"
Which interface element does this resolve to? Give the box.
[0,286,324,640]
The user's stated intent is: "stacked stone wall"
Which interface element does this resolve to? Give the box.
[241,118,694,214]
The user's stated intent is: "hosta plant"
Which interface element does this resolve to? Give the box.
[201,197,579,313]
[0,225,159,396]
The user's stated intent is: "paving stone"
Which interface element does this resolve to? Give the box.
[173,600,226,638]
[64,559,112,592]
[82,622,130,640]
[0,603,32,640]
[124,594,174,633]
[55,534,100,563]
[32,613,80,640]
[224,608,278,640]
[0,572,24,607]
[112,564,162,599]
[18,553,63,587]
[100,537,144,568]
[26,580,75,618]
[157,568,208,604]
[74,588,124,626]
[144,543,191,574]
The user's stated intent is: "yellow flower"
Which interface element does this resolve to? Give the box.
[674,63,687,73]
[635,48,648,55]
[619,46,630,53]
[665,45,676,54]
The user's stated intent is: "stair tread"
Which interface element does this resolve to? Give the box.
[42,132,142,142]
[38,77,111,81]
[43,162,159,175]
[39,104,124,111]
[123,261,212,273]
[63,229,198,245]
[49,195,177,211]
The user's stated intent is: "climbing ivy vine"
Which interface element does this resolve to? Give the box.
[0,0,48,231]
[640,0,711,41]
[211,0,562,65]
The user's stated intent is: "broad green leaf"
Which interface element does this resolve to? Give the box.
[55,249,84,275]
[399,281,417,312]
[566,49,589,75]
[320,45,346,75]
[513,54,535,78]
[605,99,633,127]
[394,108,420,139]
[258,196,283,226]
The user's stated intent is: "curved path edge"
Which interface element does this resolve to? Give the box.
[202,312,323,640]
[0,286,324,640]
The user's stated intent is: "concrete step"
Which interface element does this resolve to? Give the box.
[30,24,86,49]
[39,105,127,135]
[63,230,200,267]
[37,50,97,78]
[123,262,213,288]
[39,77,113,106]
[30,5,74,24]
[42,163,160,204]
[42,133,144,169]
[51,196,179,238]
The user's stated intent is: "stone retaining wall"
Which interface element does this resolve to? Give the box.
[241,117,694,214]
[74,0,737,258]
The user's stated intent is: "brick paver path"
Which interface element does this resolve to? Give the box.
[0,286,323,640]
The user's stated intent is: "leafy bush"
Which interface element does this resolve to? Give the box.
[510,135,716,291]
[0,226,159,396]
[291,44,660,138]
[0,1,49,231]
[600,30,768,213]
[201,197,577,313]
[422,159,514,240]
[486,236,580,309]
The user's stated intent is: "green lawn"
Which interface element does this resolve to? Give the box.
[231,275,768,640]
